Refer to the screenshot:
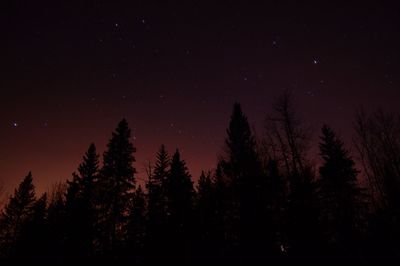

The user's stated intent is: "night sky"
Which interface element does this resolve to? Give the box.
[1,1,400,194]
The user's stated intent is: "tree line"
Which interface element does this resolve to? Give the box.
[1,92,400,266]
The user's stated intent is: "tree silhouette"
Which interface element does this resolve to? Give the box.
[164,149,195,266]
[221,103,271,265]
[0,172,36,260]
[264,92,320,265]
[318,125,365,264]
[355,109,400,209]
[97,119,136,257]
[354,110,400,265]
[264,90,309,177]
[145,145,169,265]
[64,143,100,262]
[3,102,400,265]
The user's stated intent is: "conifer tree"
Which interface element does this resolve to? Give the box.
[164,149,195,265]
[146,145,169,232]
[64,143,99,260]
[222,103,265,265]
[319,125,364,262]
[224,103,260,182]
[166,149,194,224]
[98,119,136,255]
[145,145,169,265]
[0,172,36,259]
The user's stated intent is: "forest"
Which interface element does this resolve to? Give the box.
[1,92,400,266]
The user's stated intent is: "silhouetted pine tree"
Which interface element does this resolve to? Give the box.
[318,125,365,264]
[0,172,36,261]
[222,103,267,265]
[64,143,99,262]
[97,119,136,257]
[145,145,169,265]
[164,149,195,266]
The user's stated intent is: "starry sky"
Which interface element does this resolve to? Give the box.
[1,1,399,194]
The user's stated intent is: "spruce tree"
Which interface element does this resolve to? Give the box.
[222,103,265,265]
[64,143,99,261]
[0,172,36,259]
[98,119,136,255]
[145,145,169,265]
[166,149,194,224]
[319,124,363,263]
[164,149,195,265]
[224,103,260,182]
[146,145,169,232]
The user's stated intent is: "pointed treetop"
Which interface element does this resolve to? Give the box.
[319,124,350,163]
[2,171,36,223]
[170,149,190,176]
[77,143,99,178]
[319,124,358,183]
[155,145,169,170]
[15,171,36,202]
[226,102,256,158]
[103,118,136,178]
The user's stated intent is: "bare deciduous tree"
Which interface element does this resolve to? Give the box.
[354,109,400,209]
[263,90,311,177]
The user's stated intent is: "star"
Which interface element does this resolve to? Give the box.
[12,121,18,127]
[313,59,319,65]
